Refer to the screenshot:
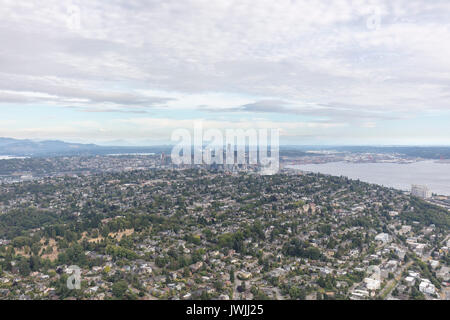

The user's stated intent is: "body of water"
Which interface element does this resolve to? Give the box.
[288,160,450,196]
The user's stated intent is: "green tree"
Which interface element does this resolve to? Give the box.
[112,280,128,298]
[230,268,235,283]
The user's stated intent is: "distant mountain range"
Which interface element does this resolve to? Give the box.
[0,137,449,159]
[0,137,172,156]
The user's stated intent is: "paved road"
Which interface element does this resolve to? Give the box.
[380,260,413,298]
[382,233,450,299]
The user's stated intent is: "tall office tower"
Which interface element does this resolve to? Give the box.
[226,143,233,170]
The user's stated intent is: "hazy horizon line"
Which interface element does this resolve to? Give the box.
[1,136,450,148]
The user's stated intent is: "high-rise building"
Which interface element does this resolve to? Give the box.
[411,184,431,198]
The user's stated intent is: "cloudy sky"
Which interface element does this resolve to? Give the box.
[1,0,450,145]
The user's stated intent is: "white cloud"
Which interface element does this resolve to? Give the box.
[0,0,449,143]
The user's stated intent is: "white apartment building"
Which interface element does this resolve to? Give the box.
[411,185,431,198]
